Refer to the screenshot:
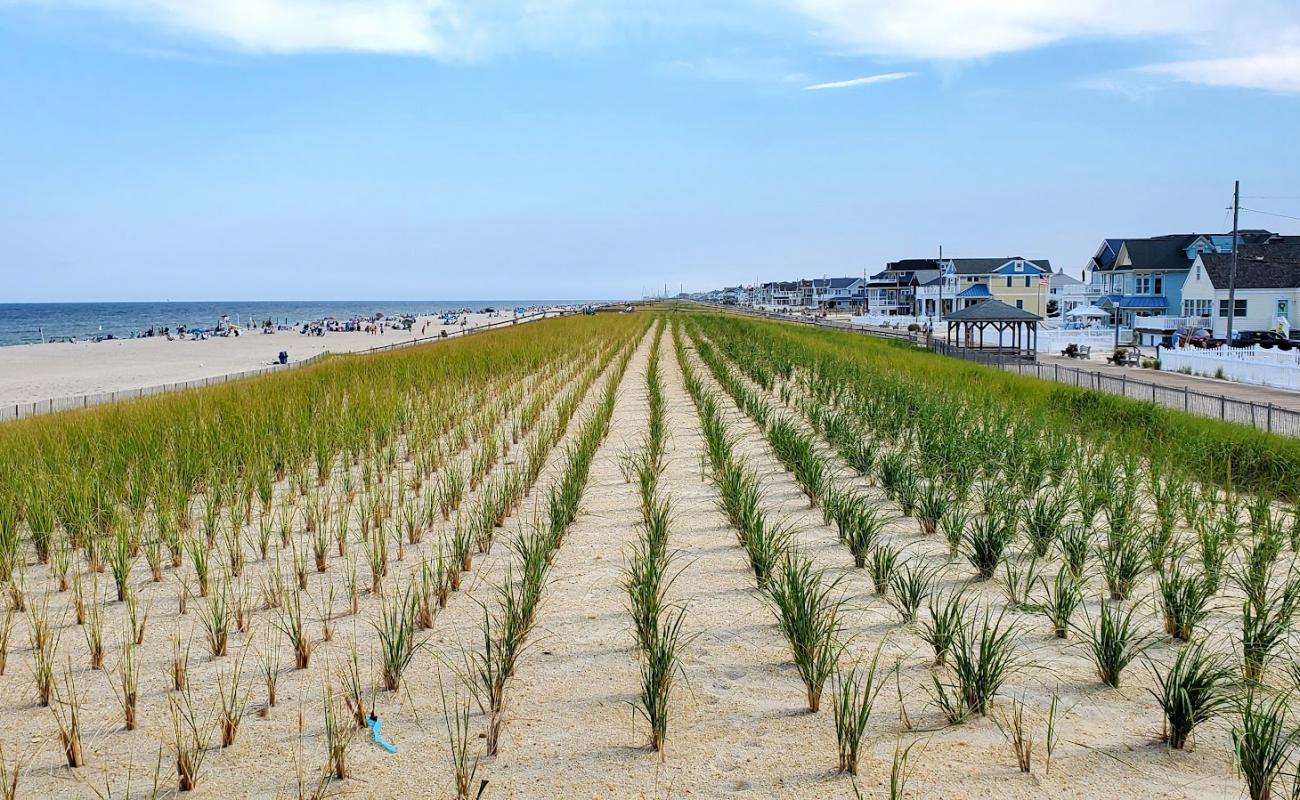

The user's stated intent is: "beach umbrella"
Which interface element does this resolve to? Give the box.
[1067,305,1108,318]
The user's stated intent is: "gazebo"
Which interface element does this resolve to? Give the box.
[944,299,1042,359]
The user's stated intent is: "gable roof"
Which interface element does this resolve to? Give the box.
[866,269,939,287]
[1200,239,1300,289]
[1050,271,1084,287]
[945,299,1042,322]
[884,258,941,273]
[1119,235,1199,271]
[814,277,862,289]
[1093,231,1278,272]
[945,258,1051,275]
[1091,238,1125,271]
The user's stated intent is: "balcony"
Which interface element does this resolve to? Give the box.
[1133,315,1209,331]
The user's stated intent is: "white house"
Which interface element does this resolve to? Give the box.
[1181,236,1300,338]
[812,277,864,308]
[1048,270,1087,317]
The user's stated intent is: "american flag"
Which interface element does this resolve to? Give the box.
[1038,275,1050,287]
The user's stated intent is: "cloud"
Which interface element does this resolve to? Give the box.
[800,71,915,90]
[0,0,634,58]
[5,0,1300,93]
[778,0,1210,60]
[804,71,914,90]
[1143,45,1300,93]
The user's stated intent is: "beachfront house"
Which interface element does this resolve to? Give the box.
[866,259,942,316]
[1180,235,1300,338]
[1085,230,1276,344]
[754,280,802,308]
[913,273,948,320]
[1048,270,1087,317]
[938,257,1053,317]
[812,277,865,309]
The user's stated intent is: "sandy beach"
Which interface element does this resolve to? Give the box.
[0,310,563,410]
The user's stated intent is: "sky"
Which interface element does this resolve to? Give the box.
[2,1,1299,302]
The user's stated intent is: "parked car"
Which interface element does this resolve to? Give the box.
[1230,330,1295,350]
[1184,327,1223,348]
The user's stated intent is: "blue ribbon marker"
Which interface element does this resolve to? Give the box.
[368,714,398,754]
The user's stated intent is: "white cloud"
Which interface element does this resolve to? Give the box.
[1,0,636,58]
[1144,45,1300,94]
[804,71,914,90]
[778,0,1210,60]
[6,0,1300,93]
[776,0,1300,93]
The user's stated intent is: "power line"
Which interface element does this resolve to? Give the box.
[1240,206,1300,222]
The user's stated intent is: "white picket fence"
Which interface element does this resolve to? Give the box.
[1160,345,1300,391]
[1038,328,1132,355]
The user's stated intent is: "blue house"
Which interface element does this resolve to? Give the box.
[1086,230,1275,342]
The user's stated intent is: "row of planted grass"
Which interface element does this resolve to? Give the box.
[687,311,1300,501]
[623,325,690,754]
[0,314,649,795]
[690,315,1300,800]
[468,331,639,768]
[0,315,645,573]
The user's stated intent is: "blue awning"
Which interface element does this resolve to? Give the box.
[956,283,992,298]
[1118,295,1169,309]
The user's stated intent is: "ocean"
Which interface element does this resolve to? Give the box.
[0,300,575,347]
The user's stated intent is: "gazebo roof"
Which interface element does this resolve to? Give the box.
[945,299,1042,323]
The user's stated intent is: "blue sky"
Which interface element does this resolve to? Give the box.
[2,1,1299,302]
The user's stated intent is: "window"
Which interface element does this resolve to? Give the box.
[1024,276,1032,288]
[1218,299,1247,318]
[1183,299,1212,317]
[1135,274,1151,294]
[1153,273,1163,295]
[1006,276,1013,288]
[1016,299,1024,309]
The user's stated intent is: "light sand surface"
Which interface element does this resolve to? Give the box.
[0,317,1279,799]
[0,311,556,408]
[677,329,1245,799]
[3,317,632,800]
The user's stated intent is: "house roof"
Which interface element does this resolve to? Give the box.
[866,270,935,287]
[956,283,993,298]
[1091,239,1125,271]
[1120,235,1199,271]
[885,258,941,273]
[1092,230,1277,272]
[945,299,1042,322]
[1118,296,1169,309]
[1201,240,1300,289]
[813,277,862,289]
[1050,271,1083,288]
[945,258,1051,275]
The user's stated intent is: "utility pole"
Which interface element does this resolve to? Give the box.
[1226,180,1240,343]
[937,244,943,322]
